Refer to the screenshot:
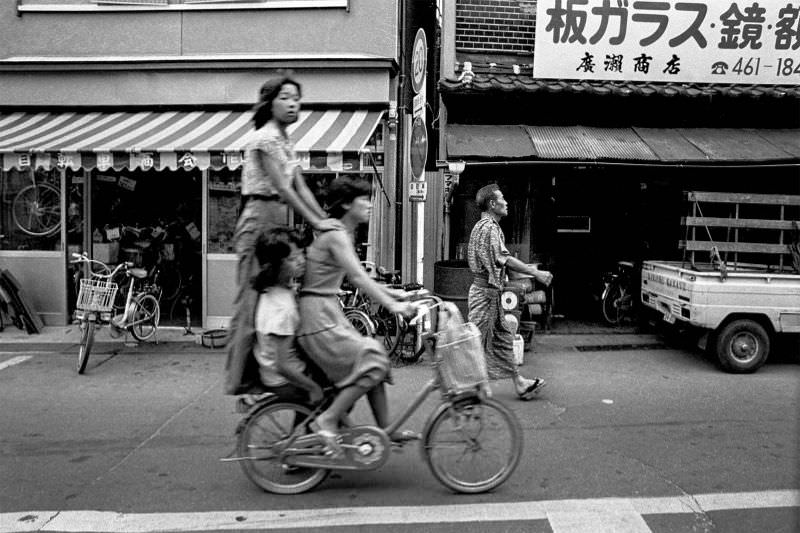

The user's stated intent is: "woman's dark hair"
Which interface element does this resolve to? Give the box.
[251,227,303,291]
[252,75,302,130]
[325,176,372,219]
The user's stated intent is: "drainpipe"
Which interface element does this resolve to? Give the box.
[439,0,457,260]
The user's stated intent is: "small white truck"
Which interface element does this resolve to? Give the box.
[640,191,800,373]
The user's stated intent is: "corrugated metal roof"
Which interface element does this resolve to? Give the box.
[446,125,800,163]
[525,126,590,160]
[446,124,535,158]
[633,128,709,161]
[523,126,657,160]
[755,129,800,158]
[678,128,793,161]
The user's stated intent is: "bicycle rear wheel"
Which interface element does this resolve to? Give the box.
[237,402,328,494]
[601,283,624,326]
[345,308,375,337]
[77,320,95,374]
[130,293,160,341]
[423,398,522,493]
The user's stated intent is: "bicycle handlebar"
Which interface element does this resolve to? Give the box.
[70,252,132,278]
[408,291,445,326]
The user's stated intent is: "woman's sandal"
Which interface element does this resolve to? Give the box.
[389,429,421,443]
[518,378,546,401]
[314,428,344,459]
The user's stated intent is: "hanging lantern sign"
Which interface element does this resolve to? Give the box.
[138,153,155,170]
[179,152,197,170]
[97,153,113,171]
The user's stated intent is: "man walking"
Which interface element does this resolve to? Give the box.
[467,183,553,400]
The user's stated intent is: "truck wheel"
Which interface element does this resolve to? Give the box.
[715,319,770,373]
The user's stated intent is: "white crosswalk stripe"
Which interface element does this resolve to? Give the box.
[1,490,797,532]
[0,355,32,371]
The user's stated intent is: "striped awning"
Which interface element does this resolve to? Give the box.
[0,109,384,172]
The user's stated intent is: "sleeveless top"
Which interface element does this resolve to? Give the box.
[299,229,348,297]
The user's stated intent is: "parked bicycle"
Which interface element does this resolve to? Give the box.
[71,252,161,374]
[225,294,523,494]
[339,261,429,364]
[600,260,639,326]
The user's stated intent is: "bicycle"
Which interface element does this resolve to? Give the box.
[339,261,429,365]
[226,295,523,494]
[71,252,161,374]
[600,260,638,326]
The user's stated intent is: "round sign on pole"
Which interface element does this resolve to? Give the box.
[411,28,427,95]
[410,116,428,181]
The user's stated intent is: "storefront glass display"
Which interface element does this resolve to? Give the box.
[0,168,68,251]
[207,168,241,254]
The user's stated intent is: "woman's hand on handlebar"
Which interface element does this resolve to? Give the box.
[386,299,416,317]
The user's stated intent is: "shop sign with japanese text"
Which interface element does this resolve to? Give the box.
[534,0,800,84]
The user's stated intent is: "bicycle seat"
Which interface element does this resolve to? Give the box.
[128,268,148,279]
[618,261,634,268]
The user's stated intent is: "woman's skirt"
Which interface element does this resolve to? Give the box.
[298,294,390,389]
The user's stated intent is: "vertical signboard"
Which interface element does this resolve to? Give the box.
[409,28,428,181]
[534,0,800,84]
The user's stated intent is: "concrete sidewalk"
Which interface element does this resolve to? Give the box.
[0,322,664,354]
[0,324,207,350]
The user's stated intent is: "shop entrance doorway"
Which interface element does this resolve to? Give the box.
[88,168,202,328]
[552,174,645,322]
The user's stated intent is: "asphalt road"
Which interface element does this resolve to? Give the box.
[0,336,798,532]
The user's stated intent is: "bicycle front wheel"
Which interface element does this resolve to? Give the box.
[130,294,160,341]
[237,402,328,494]
[423,398,522,493]
[77,320,95,374]
[12,183,61,237]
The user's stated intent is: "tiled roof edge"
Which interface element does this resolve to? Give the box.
[439,75,800,99]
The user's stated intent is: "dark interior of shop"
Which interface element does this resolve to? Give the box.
[72,168,203,328]
[448,165,800,329]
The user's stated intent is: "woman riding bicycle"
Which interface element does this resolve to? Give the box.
[297,176,415,457]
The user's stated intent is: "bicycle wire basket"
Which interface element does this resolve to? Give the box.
[76,278,118,312]
[434,306,489,394]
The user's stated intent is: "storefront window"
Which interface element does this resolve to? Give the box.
[207,168,241,253]
[0,168,65,251]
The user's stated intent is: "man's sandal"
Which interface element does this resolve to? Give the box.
[518,378,546,401]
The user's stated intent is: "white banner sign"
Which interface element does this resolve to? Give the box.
[534,0,800,84]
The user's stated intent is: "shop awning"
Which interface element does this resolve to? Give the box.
[0,109,384,172]
[446,125,800,163]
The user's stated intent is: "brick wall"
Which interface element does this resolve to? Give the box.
[455,0,536,55]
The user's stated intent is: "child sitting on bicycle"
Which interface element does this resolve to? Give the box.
[239,227,325,410]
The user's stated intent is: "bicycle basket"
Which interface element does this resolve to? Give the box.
[435,304,489,393]
[76,278,118,312]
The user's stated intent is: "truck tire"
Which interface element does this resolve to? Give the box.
[715,319,770,373]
